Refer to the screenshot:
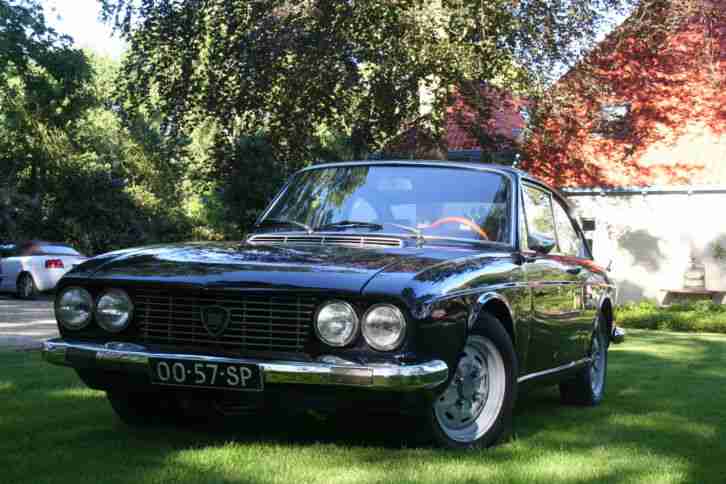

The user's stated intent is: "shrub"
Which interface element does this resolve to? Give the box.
[618,299,726,334]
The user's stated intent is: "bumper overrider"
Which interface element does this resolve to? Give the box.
[42,339,449,391]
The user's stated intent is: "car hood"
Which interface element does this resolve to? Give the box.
[70,241,513,295]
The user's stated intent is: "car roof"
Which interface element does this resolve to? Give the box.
[299,159,528,177]
[297,160,572,209]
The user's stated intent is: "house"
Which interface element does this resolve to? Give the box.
[383,84,528,162]
[523,0,726,303]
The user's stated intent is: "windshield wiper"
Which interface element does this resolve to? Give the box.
[256,218,313,234]
[316,220,384,231]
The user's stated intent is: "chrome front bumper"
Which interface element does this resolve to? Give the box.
[42,339,449,391]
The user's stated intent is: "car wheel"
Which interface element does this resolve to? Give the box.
[107,391,181,426]
[559,325,608,406]
[16,273,37,300]
[427,313,518,448]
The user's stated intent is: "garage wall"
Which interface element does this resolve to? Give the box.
[566,187,726,304]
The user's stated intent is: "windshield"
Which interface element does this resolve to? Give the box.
[261,165,511,243]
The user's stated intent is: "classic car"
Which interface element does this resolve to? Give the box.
[43,161,620,448]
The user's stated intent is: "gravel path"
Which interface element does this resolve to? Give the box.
[0,294,59,350]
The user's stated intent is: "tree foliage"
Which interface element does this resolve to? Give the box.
[523,0,725,187]
[0,0,194,254]
[99,0,633,165]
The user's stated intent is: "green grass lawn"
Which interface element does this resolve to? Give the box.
[2,330,725,484]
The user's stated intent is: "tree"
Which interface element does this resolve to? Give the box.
[98,0,634,169]
[0,1,197,253]
[0,0,94,239]
[522,0,725,187]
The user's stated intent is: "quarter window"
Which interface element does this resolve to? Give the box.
[522,185,555,245]
[552,200,582,257]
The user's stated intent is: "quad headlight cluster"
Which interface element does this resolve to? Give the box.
[314,300,406,351]
[55,287,134,333]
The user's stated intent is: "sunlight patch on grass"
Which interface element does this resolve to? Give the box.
[0,381,16,393]
[46,387,105,400]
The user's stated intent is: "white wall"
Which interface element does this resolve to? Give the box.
[567,189,726,304]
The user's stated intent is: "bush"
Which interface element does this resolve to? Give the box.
[619,299,726,334]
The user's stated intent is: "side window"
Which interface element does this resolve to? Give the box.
[522,185,556,246]
[552,199,583,257]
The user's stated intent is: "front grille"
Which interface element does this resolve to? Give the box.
[132,290,316,354]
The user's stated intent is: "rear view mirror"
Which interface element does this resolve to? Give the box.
[581,218,596,232]
[528,233,556,255]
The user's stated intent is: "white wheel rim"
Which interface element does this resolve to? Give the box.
[590,332,606,396]
[21,276,32,297]
[434,335,506,443]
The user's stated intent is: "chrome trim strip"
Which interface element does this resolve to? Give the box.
[431,278,592,306]
[431,282,526,304]
[248,232,515,249]
[42,339,448,391]
[296,160,523,177]
[248,233,404,248]
[517,358,592,383]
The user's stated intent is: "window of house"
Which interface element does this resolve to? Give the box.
[593,103,631,138]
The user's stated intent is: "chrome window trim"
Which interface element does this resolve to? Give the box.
[521,182,559,253]
[253,161,519,249]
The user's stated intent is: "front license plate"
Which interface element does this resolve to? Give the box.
[149,358,263,392]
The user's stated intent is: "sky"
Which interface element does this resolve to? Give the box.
[43,0,126,59]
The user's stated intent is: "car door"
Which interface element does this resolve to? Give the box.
[550,195,593,363]
[521,183,584,372]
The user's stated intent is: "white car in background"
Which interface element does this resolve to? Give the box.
[0,241,87,299]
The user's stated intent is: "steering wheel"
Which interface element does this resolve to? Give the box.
[425,216,490,240]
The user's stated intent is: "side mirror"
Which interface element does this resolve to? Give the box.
[528,233,557,255]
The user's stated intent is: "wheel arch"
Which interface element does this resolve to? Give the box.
[471,292,516,347]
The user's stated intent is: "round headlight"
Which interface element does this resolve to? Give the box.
[95,289,133,333]
[315,300,359,347]
[55,287,93,330]
[362,304,406,351]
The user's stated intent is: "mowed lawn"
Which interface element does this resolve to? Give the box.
[2,331,725,484]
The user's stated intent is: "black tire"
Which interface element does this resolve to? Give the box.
[559,324,608,406]
[427,312,518,449]
[16,273,37,300]
[107,391,181,426]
